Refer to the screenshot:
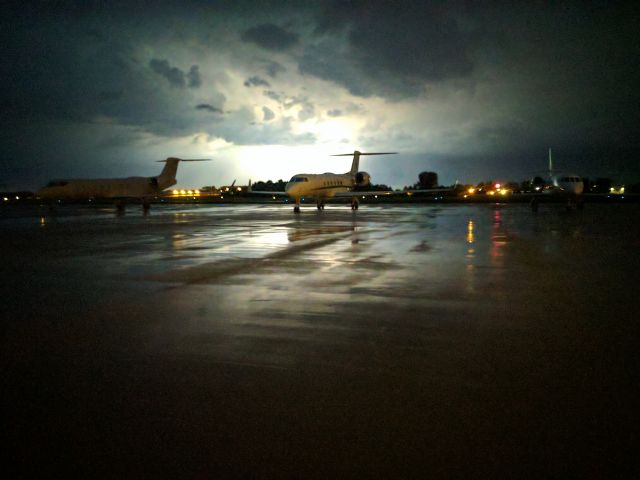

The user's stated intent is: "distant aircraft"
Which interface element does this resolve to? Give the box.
[37,157,209,210]
[248,150,397,212]
[529,148,584,210]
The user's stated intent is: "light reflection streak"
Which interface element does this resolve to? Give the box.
[491,207,506,263]
[172,234,187,251]
[465,218,476,293]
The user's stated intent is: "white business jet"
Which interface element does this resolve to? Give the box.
[530,148,584,210]
[37,157,209,211]
[249,150,397,213]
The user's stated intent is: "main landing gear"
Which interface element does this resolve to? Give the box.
[351,197,359,210]
[316,200,325,211]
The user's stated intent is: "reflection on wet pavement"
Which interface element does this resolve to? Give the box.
[2,203,638,478]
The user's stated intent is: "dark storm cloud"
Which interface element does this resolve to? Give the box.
[149,59,201,89]
[299,42,377,97]
[244,76,271,88]
[241,24,299,51]
[297,102,315,121]
[264,61,286,77]
[221,108,316,145]
[98,90,124,102]
[261,88,316,121]
[326,103,364,118]
[196,104,223,114]
[300,2,474,98]
[264,90,283,102]
[3,1,640,188]
[262,106,275,121]
[187,65,202,88]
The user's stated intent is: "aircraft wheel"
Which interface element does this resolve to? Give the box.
[294,205,300,213]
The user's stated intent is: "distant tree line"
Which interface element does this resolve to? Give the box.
[250,180,286,192]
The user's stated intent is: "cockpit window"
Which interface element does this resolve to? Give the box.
[290,176,308,182]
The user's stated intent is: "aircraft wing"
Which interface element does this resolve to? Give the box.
[333,190,395,197]
[247,190,288,196]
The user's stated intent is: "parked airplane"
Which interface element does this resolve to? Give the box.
[37,157,209,210]
[530,148,584,211]
[248,150,400,212]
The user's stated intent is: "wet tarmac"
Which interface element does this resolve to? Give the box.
[2,203,638,478]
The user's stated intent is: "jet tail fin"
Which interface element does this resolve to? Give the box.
[331,150,397,175]
[156,158,210,189]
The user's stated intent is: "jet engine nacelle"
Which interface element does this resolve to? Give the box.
[355,171,371,187]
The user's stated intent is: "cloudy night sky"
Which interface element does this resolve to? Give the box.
[1,0,639,191]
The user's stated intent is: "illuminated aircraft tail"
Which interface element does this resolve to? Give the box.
[156,157,210,189]
[331,150,398,175]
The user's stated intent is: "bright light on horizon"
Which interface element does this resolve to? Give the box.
[236,145,359,182]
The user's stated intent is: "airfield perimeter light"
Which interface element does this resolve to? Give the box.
[172,189,179,195]
[180,189,186,195]
[187,190,193,195]
[468,188,475,194]
[3,197,8,201]
[195,190,200,195]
